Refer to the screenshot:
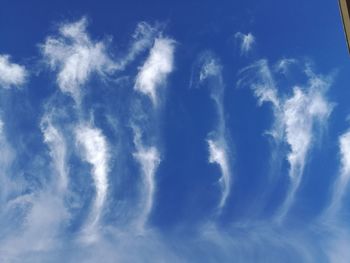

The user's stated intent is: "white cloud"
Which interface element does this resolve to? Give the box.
[134,37,175,106]
[0,193,69,262]
[199,57,222,82]
[41,116,68,192]
[324,131,350,218]
[284,88,330,176]
[275,58,297,75]
[132,127,161,232]
[41,17,116,103]
[277,85,331,221]
[116,22,158,70]
[199,54,232,211]
[129,32,172,231]
[41,19,162,104]
[240,59,332,221]
[0,16,346,263]
[235,32,255,55]
[0,54,27,89]
[75,124,110,241]
[208,139,231,209]
[0,119,15,205]
[339,132,350,176]
[133,146,160,230]
[0,116,70,257]
[238,60,280,109]
[0,119,14,168]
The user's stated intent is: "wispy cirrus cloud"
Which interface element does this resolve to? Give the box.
[132,127,161,232]
[198,53,232,211]
[199,56,221,82]
[207,139,231,209]
[278,82,331,221]
[134,37,175,106]
[0,118,70,260]
[41,115,69,193]
[117,22,159,70]
[130,33,175,230]
[275,58,297,75]
[238,60,280,110]
[0,54,27,89]
[324,130,350,219]
[238,59,332,221]
[41,18,162,105]
[0,119,15,207]
[41,17,116,103]
[39,17,167,243]
[75,124,110,241]
[1,13,346,263]
[235,32,255,55]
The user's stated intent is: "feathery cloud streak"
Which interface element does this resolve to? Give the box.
[40,17,167,240]
[41,18,116,103]
[76,124,110,238]
[131,33,174,230]
[133,127,161,231]
[134,37,175,106]
[199,54,232,210]
[41,116,68,193]
[0,13,346,263]
[0,54,27,89]
[279,83,331,220]
[239,59,332,221]
[117,22,159,70]
[207,139,231,209]
[0,120,15,206]
[325,131,350,218]
[41,18,161,104]
[235,32,255,55]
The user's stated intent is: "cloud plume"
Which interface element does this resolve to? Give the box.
[133,128,161,231]
[0,119,15,206]
[41,116,69,193]
[0,54,27,89]
[134,37,175,106]
[208,139,231,209]
[75,124,110,240]
[199,54,232,211]
[117,22,159,70]
[0,13,346,263]
[235,32,255,55]
[239,60,332,221]
[324,131,350,218]
[278,83,331,221]
[41,17,116,103]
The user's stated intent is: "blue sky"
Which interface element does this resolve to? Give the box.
[0,0,350,262]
